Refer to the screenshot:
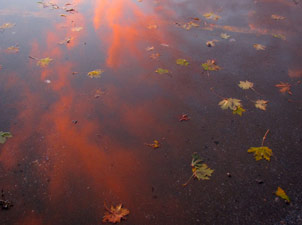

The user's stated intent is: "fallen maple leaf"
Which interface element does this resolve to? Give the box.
[0,23,15,30]
[147,24,157,29]
[87,69,104,78]
[193,164,214,180]
[253,44,266,50]
[176,59,189,66]
[102,204,130,223]
[219,98,241,110]
[206,40,218,47]
[6,46,19,53]
[275,187,290,203]
[271,14,285,20]
[37,57,53,67]
[220,33,230,39]
[146,46,154,51]
[145,140,160,149]
[232,106,245,116]
[71,26,83,32]
[0,131,12,144]
[247,146,272,161]
[179,114,190,121]
[202,60,221,71]
[155,68,169,74]
[183,153,214,186]
[275,82,292,95]
[238,80,254,90]
[203,12,220,20]
[272,33,286,40]
[255,100,268,111]
[150,53,160,59]
[182,21,199,30]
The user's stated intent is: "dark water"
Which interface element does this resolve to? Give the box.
[0,0,302,224]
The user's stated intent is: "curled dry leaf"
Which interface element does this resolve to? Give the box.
[219,98,241,110]
[37,57,53,68]
[247,146,272,161]
[202,60,221,71]
[255,100,268,111]
[203,12,220,20]
[145,140,160,149]
[87,69,104,78]
[275,187,290,203]
[102,204,130,223]
[238,80,254,90]
[176,59,189,66]
[253,44,266,50]
[275,82,292,95]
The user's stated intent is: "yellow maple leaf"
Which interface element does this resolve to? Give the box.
[87,69,104,78]
[193,164,214,180]
[102,204,130,223]
[202,60,221,71]
[232,106,245,116]
[255,100,268,111]
[238,80,254,90]
[220,33,230,39]
[247,146,272,161]
[150,53,160,59]
[203,12,220,20]
[0,23,15,29]
[176,59,189,66]
[147,24,157,29]
[253,44,266,50]
[182,21,199,30]
[37,57,53,67]
[275,187,290,202]
[219,98,241,110]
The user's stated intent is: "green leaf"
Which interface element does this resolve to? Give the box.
[232,106,246,116]
[0,131,13,144]
[176,59,189,66]
[247,146,272,161]
[191,152,203,168]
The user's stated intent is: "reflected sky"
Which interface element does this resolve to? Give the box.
[0,0,302,224]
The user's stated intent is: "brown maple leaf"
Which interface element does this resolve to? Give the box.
[102,204,130,223]
[275,82,292,95]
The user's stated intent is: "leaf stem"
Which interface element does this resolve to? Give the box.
[182,174,194,187]
[210,87,226,99]
[261,129,270,146]
[251,87,262,96]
